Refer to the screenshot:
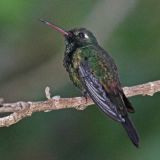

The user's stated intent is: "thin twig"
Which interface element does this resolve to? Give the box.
[0,80,160,127]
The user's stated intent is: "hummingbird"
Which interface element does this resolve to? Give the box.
[40,19,139,147]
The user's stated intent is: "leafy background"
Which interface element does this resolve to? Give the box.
[0,0,160,159]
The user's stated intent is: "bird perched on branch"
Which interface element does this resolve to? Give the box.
[40,19,139,147]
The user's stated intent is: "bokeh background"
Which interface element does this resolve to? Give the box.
[0,0,160,159]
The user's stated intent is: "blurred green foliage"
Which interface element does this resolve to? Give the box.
[0,0,160,160]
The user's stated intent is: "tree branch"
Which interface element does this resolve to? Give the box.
[0,80,160,127]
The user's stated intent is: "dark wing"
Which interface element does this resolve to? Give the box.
[98,48,135,114]
[78,61,124,122]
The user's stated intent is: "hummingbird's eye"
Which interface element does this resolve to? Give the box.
[78,32,85,39]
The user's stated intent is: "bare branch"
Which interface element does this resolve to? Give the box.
[0,80,160,127]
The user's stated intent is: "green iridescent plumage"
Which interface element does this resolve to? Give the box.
[41,20,139,147]
[64,28,134,118]
[63,28,139,147]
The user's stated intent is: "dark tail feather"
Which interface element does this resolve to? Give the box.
[122,116,139,147]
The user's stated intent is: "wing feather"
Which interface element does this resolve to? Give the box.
[79,61,124,122]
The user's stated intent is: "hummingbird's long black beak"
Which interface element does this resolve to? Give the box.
[40,19,69,36]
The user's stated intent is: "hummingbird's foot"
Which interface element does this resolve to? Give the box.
[75,103,87,110]
[75,95,89,111]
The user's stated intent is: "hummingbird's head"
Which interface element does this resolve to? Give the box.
[40,19,98,49]
[66,28,98,47]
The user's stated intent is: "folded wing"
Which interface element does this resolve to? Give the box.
[79,61,124,122]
